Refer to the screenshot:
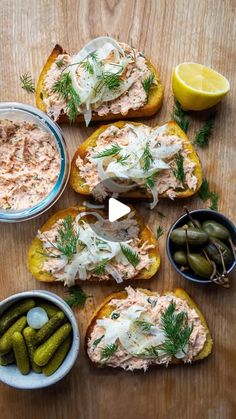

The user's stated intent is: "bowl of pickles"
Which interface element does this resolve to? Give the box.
[167,208,236,287]
[0,290,80,389]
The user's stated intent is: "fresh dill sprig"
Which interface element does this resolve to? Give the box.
[144,345,159,358]
[96,72,121,93]
[65,285,90,308]
[160,301,193,357]
[135,320,154,332]
[55,59,65,69]
[80,59,94,75]
[93,335,104,347]
[93,143,122,158]
[92,258,109,275]
[142,73,155,97]
[194,119,214,148]
[56,215,78,262]
[156,226,164,239]
[209,192,219,211]
[198,178,219,211]
[198,178,212,201]
[52,72,80,122]
[101,343,118,360]
[157,211,165,219]
[145,173,156,189]
[171,98,190,133]
[140,143,154,171]
[20,72,35,93]
[174,152,185,182]
[120,244,140,267]
[116,154,130,165]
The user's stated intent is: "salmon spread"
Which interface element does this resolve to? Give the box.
[75,123,198,208]
[0,119,60,210]
[43,37,156,125]
[87,287,207,370]
[38,211,155,286]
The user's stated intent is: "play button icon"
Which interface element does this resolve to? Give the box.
[108,198,131,222]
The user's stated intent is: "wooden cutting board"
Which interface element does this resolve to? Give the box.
[0,1,235,418]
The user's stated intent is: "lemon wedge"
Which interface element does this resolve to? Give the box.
[172,62,230,110]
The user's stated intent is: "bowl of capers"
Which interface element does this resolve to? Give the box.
[0,290,80,389]
[166,208,236,287]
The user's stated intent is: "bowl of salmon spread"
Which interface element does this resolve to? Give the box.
[0,103,70,222]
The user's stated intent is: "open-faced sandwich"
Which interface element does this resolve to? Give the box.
[28,206,160,286]
[86,287,213,370]
[70,121,202,208]
[36,36,163,125]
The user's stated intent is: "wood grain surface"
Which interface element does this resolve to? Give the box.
[0,1,236,418]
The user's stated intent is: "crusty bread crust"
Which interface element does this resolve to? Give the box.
[36,44,164,123]
[28,206,160,283]
[70,120,202,198]
[85,287,213,368]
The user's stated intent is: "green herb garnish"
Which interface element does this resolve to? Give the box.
[52,72,80,122]
[120,244,140,267]
[56,216,78,262]
[209,192,219,211]
[142,73,155,97]
[174,152,185,182]
[65,285,90,308]
[93,143,122,158]
[135,320,154,332]
[147,297,157,308]
[111,312,120,320]
[140,143,154,171]
[145,172,157,189]
[96,72,122,93]
[156,226,164,239]
[93,335,104,347]
[81,59,94,75]
[171,99,190,133]
[55,59,65,69]
[199,178,219,211]
[194,119,214,148]
[101,343,118,360]
[116,154,130,165]
[157,211,165,218]
[198,178,212,201]
[20,72,35,93]
[92,259,109,275]
[160,301,193,357]
[144,345,159,357]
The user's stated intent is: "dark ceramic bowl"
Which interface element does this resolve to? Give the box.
[166,209,236,284]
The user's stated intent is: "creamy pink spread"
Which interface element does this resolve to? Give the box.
[0,120,60,210]
[87,287,207,370]
[75,123,198,201]
[38,212,154,286]
[43,43,153,121]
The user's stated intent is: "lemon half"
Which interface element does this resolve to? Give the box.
[172,62,230,111]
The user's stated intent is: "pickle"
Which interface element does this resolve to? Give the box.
[12,332,30,375]
[170,228,209,246]
[42,335,72,376]
[0,316,27,355]
[34,323,72,367]
[0,299,35,334]
[23,327,41,373]
[37,302,62,319]
[35,312,65,345]
[0,351,15,366]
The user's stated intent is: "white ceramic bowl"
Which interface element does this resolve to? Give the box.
[0,290,80,389]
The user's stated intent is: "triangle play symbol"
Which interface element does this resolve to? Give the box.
[108,198,131,222]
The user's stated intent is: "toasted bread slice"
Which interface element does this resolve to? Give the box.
[70,120,202,198]
[36,44,164,124]
[28,206,160,283]
[85,287,213,369]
